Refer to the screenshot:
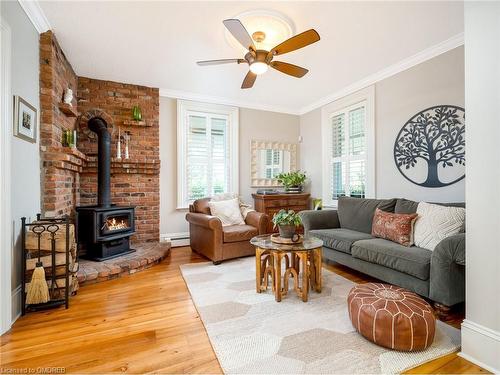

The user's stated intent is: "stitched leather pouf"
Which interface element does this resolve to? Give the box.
[347,283,436,351]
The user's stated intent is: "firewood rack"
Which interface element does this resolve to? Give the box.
[21,215,72,315]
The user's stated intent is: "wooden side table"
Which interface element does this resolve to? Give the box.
[251,235,323,302]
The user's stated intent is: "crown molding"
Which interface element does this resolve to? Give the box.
[298,32,464,115]
[18,0,51,33]
[159,88,301,115]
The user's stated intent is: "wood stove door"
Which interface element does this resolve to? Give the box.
[98,210,135,240]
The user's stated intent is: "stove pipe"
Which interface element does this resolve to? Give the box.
[88,117,111,208]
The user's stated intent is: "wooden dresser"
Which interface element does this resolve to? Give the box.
[252,193,310,233]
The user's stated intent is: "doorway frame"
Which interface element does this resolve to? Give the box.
[0,16,13,335]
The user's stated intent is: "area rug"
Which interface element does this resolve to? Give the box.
[180,257,460,374]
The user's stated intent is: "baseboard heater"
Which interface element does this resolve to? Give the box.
[161,232,190,247]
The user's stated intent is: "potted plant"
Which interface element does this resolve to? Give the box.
[272,209,302,238]
[276,171,307,193]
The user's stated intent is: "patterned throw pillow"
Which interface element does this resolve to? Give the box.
[371,208,418,247]
[208,198,246,227]
[414,202,466,251]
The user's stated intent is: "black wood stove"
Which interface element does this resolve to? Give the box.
[76,117,136,261]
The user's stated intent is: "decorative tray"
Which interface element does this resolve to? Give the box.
[270,233,303,244]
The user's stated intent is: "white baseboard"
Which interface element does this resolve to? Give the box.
[161,232,190,247]
[459,319,500,373]
[11,285,22,325]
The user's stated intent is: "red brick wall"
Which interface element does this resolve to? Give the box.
[39,31,160,242]
[77,78,160,242]
[39,31,80,217]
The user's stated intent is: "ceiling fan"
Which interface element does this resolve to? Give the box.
[197,19,320,89]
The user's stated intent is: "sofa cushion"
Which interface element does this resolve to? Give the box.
[337,197,396,234]
[414,202,466,251]
[351,239,432,280]
[395,198,465,214]
[371,208,418,246]
[309,228,373,254]
[222,224,258,243]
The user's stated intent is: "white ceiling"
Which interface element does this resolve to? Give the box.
[39,1,464,114]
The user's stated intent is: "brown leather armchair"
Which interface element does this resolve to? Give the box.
[186,198,269,264]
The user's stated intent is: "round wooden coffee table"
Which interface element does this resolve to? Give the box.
[250,235,323,302]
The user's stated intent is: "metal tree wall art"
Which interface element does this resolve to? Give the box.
[394,105,465,187]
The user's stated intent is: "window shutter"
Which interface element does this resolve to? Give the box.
[210,117,228,195]
[349,106,365,156]
[331,114,345,158]
[187,115,208,200]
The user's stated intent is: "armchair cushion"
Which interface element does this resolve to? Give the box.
[208,198,245,226]
[223,225,258,243]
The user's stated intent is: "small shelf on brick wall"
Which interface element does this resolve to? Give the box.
[122,120,150,127]
[84,157,160,175]
[58,103,78,117]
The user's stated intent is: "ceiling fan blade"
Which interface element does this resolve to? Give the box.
[270,61,309,78]
[223,19,256,50]
[269,29,320,56]
[197,58,246,66]
[241,71,257,89]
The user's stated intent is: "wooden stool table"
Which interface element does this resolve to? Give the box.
[250,235,323,302]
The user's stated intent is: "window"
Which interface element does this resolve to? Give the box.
[177,100,238,208]
[263,149,283,179]
[321,87,375,207]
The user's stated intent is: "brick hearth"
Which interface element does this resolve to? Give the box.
[77,242,171,286]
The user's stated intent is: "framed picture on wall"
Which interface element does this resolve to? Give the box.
[13,95,37,143]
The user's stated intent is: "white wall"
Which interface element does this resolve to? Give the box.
[460,2,500,372]
[159,97,187,236]
[159,97,300,238]
[299,108,322,200]
[300,47,465,203]
[1,1,41,325]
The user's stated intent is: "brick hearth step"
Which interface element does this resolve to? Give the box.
[77,241,171,286]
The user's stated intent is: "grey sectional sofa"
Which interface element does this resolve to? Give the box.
[299,197,465,309]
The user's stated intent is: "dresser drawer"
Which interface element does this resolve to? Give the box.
[286,198,309,206]
[264,199,289,208]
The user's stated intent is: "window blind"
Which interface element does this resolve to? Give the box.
[329,103,367,201]
[186,114,229,201]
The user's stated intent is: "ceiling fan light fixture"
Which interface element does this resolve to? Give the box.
[250,61,269,75]
[249,61,268,75]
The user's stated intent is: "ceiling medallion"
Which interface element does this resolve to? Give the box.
[224,9,295,53]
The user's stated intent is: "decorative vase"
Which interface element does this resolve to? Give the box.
[116,126,122,159]
[63,88,73,106]
[278,224,296,239]
[132,105,142,121]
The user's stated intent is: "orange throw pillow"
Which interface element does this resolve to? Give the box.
[371,208,418,247]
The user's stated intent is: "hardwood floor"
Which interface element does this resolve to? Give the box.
[1,247,487,374]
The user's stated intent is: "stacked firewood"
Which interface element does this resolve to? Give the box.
[25,223,79,298]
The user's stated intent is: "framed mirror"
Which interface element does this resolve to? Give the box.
[251,140,298,187]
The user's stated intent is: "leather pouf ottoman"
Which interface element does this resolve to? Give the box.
[347,283,436,351]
